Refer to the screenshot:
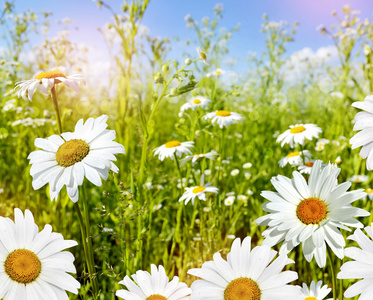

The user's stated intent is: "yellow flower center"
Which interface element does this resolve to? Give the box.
[146,295,167,300]
[290,125,306,134]
[355,178,362,183]
[305,297,317,300]
[366,189,373,194]
[296,197,328,225]
[287,151,300,158]
[192,186,206,193]
[216,110,231,117]
[35,70,66,80]
[200,51,207,60]
[56,139,90,167]
[224,277,261,300]
[215,70,222,75]
[165,140,181,148]
[5,249,42,284]
[305,162,314,167]
[193,99,201,104]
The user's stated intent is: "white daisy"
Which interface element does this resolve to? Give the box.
[116,264,191,300]
[224,196,235,206]
[180,96,211,112]
[15,69,85,101]
[28,115,125,202]
[211,68,225,76]
[243,162,252,169]
[299,281,332,300]
[347,175,369,183]
[230,169,239,176]
[349,95,373,170]
[365,188,373,200]
[255,160,370,268]
[203,110,243,129]
[279,150,312,167]
[180,150,218,166]
[0,208,80,299]
[298,159,320,175]
[276,124,322,148]
[337,224,373,299]
[188,236,302,300]
[196,47,208,65]
[153,140,194,161]
[179,176,218,205]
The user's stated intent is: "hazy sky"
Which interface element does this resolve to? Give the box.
[3,0,373,71]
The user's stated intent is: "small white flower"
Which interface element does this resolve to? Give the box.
[347,175,369,183]
[179,176,218,205]
[247,189,254,195]
[279,150,312,167]
[277,123,322,148]
[230,169,239,176]
[237,194,248,201]
[204,169,212,176]
[180,95,211,112]
[211,68,225,76]
[365,188,373,200]
[203,110,243,129]
[315,143,325,151]
[180,150,218,166]
[15,69,85,101]
[224,195,235,206]
[299,281,332,300]
[244,172,251,179]
[335,156,342,164]
[332,140,340,146]
[243,162,252,169]
[153,140,194,161]
[196,47,208,65]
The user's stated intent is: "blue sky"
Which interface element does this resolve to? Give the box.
[3,0,373,70]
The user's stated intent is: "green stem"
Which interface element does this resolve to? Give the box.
[174,153,183,191]
[327,247,337,300]
[51,86,63,135]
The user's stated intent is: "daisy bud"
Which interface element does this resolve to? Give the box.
[184,58,192,65]
[170,88,178,96]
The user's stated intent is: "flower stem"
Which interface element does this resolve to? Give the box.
[51,86,63,135]
[327,247,337,300]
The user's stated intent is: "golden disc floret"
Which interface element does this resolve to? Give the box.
[216,110,231,117]
[165,140,181,148]
[305,297,317,300]
[146,295,167,300]
[5,249,42,284]
[290,125,306,134]
[56,139,90,167]
[305,162,314,167]
[296,197,328,225]
[193,99,201,104]
[287,151,300,158]
[35,70,66,80]
[224,277,261,300]
[192,186,206,193]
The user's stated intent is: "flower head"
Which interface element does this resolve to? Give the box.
[180,95,211,112]
[15,69,85,101]
[279,150,312,168]
[153,140,194,161]
[0,208,80,298]
[256,160,370,267]
[203,110,242,129]
[28,115,125,202]
[337,224,373,299]
[116,264,191,300]
[350,95,373,170]
[299,281,332,300]
[179,182,218,205]
[188,236,302,299]
[276,123,322,148]
[180,150,218,166]
[196,47,208,65]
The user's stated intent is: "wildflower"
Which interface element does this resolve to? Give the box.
[204,169,211,176]
[153,204,162,210]
[243,162,252,169]
[188,236,302,299]
[211,68,225,76]
[179,176,218,205]
[116,264,191,300]
[315,143,325,151]
[184,58,192,65]
[196,47,208,65]
[237,194,248,201]
[299,281,332,300]
[203,110,243,129]
[332,140,340,146]
[0,208,80,298]
[335,156,342,164]
[180,150,218,166]
[349,95,373,170]
[230,169,239,176]
[15,69,85,101]
[28,115,125,202]
[276,124,322,148]
[279,150,312,167]
[364,45,371,56]
[256,160,369,268]
[330,91,344,98]
[247,189,253,195]
[297,159,325,175]
[153,140,194,161]
[347,175,369,183]
[337,224,373,299]
[365,188,373,200]
[180,95,211,112]
[224,195,235,206]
